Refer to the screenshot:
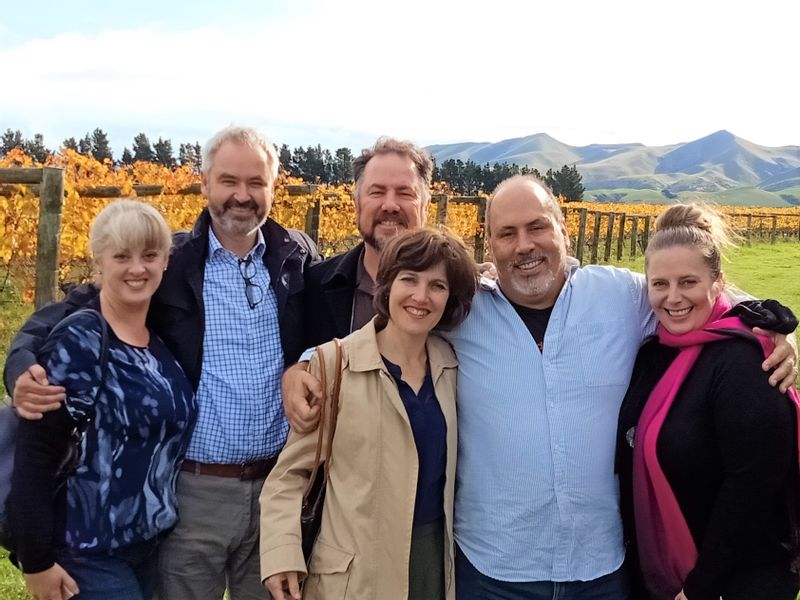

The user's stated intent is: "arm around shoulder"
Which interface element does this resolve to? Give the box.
[3,298,79,396]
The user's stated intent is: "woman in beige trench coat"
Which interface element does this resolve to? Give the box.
[260,228,478,600]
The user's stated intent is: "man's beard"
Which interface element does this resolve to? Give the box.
[508,269,556,300]
[211,199,266,236]
[359,214,408,252]
[502,252,558,301]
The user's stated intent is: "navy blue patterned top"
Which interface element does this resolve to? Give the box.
[10,310,196,573]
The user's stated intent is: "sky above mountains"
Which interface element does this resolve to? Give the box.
[1,0,798,154]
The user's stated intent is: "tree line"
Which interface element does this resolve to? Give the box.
[436,159,584,201]
[1,128,203,172]
[1,128,584,200]
[279,146,584,200]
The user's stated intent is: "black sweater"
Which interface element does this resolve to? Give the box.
[617,336,798,600]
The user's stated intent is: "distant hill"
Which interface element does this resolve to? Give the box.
[426,131,800,207]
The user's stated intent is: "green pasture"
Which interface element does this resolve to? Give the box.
[585,186,800,207]
[1,241,799,597]
[610,240,800,317]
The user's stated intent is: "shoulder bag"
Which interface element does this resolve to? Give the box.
[300,338,343,562]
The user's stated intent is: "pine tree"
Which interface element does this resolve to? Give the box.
[90,128,113,162]
[278,144,293,174]
[132,133,155,162]
[23,133,51,162]
[546,165,584,202]
[78,134,93,156]
[154,137,175,167]
[178,143,194,166]
[322,149,334,183]
[120,147,134,165]
[177,142,202,173]
[332,147,353,184]
[1,129,24,156]
[62,137,78,151]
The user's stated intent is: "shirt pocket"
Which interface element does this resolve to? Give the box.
[578,320,632,387]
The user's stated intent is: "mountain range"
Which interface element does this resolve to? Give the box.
[425,130,800,207]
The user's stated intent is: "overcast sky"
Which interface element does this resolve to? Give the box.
[1,0,798,154]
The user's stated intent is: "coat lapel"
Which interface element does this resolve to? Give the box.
[346,320,412,427]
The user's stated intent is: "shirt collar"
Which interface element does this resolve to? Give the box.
[355,247,375,295]
[207,226,267,263]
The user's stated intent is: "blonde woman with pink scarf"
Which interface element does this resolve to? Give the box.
[616,203,799,600]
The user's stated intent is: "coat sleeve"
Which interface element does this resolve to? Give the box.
[259,341,340,581]
[3,299,80,397]
[682,341,794,599]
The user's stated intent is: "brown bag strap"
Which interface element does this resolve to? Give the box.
[302,339,343,502]
[324,339,343,481]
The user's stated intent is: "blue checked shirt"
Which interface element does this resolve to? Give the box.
[185,227,288,463]
[444,260,656,582]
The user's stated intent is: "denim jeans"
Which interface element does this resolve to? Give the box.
[57,537,160,600]
[455,545,630,600]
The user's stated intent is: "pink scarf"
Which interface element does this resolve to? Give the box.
[632,297,800,598]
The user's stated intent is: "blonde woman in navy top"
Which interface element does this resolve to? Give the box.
[9,200,196,600]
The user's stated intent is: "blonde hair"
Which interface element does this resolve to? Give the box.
[646,203,737,279]
[89,199,172,261]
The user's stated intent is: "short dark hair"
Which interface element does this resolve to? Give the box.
[352,137,433,206]
[373,227,478,332]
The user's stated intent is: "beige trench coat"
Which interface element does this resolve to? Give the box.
[259,319,457,600]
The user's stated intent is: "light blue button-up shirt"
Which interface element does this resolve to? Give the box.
[445,261,655,582]
[186,227,287,464]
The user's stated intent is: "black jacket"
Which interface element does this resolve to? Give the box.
[303,243,364,348]
[4,211,321,393]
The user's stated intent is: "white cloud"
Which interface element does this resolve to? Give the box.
[1,0,798,149]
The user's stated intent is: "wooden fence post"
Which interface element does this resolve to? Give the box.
[304,196,321,244]
[630,216,639,259]
[474,197,487,262]
[434,194,449,225]
[589,212,602,264]
[575,208,588,264]
[603,213,616,262]
[34,167,65,309]
[641,216,651,251]
[746,214,752,245]
[616,214,627,261]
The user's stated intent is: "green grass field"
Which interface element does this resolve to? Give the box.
[608,240,800,316]
[0,242,798,597]
[585,186,800,207]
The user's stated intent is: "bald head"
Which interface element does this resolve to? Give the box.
[486,175,564,237]
[486,174,570,309]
